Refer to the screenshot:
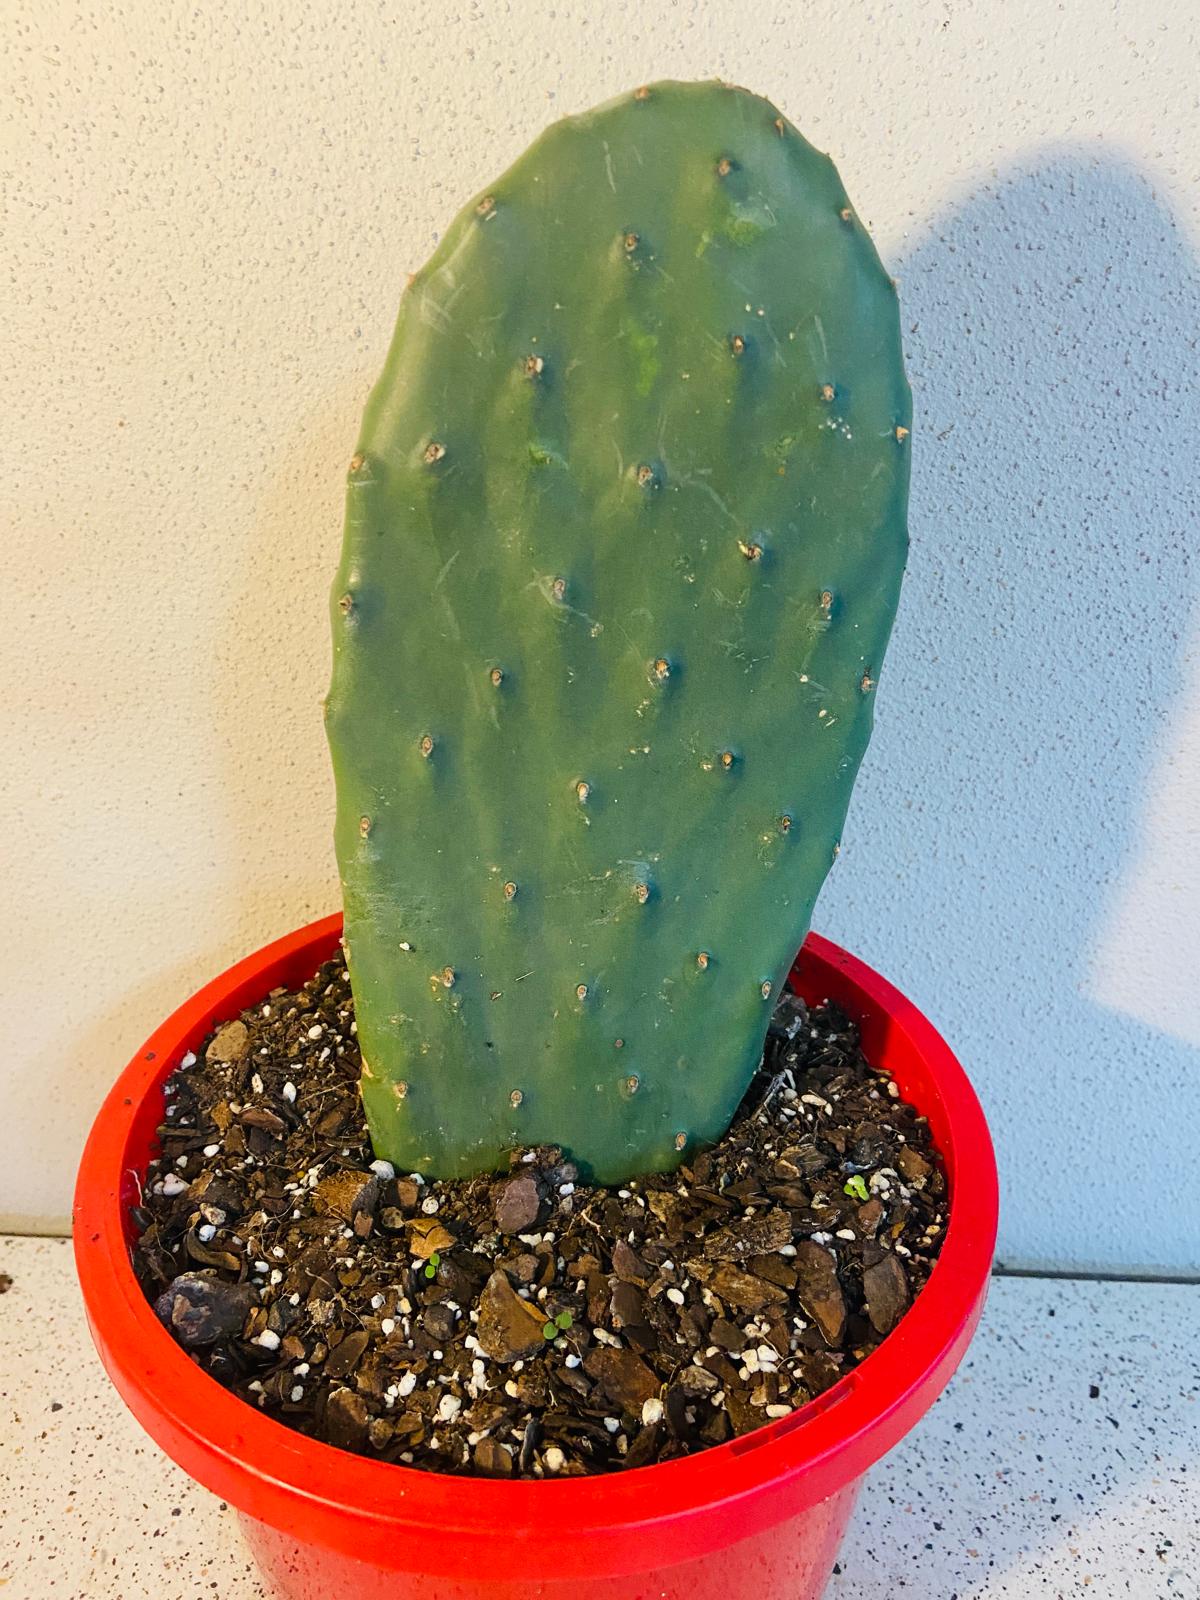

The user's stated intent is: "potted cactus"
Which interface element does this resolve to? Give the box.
[75,79,997,1600]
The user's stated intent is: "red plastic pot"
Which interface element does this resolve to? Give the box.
[74,913,997,1600]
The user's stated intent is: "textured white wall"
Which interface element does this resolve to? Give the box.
[2,0,1196,1270]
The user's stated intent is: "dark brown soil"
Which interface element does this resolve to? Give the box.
[132,952,947,1478]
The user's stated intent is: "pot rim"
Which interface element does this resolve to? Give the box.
[74,912,998,1579]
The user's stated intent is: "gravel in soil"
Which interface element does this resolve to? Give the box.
[132,954,948,1478]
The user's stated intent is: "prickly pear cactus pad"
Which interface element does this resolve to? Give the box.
[326,78,910,1183]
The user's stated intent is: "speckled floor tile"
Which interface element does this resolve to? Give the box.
[1,1237,1196,1598]
[0,1237,261,1598]
[828,1276,1198,1598]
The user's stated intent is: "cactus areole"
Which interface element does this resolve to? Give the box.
[326,79,910,1183]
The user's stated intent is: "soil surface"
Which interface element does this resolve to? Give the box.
[133,953,948,1478]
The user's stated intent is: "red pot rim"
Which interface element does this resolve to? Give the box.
[74,913,998,1580]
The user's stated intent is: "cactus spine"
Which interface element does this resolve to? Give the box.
[326,79,910,1182]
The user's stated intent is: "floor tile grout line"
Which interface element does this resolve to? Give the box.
[993,1264,1200,1286]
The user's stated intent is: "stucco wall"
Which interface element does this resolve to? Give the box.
[3,0,1196,1270]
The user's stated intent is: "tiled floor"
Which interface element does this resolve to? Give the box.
[2,1236,1195,1597]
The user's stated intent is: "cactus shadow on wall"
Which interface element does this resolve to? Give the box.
[818,146,1200,1276]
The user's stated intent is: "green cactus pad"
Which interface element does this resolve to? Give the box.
[326,78,910,1182]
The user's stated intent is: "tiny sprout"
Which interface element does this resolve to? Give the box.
[503,880,518,901]
[509,1088,524,1109]
[844,1175,870,1203]
[575,779,591,803]
[424,1252,440,1280]
[419,734,435,758]
[555,1310,573,1330]
[542,1322,558,1341]
[490,666,504,686]
[429,1251,441,1267]
[423,440,446,464]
